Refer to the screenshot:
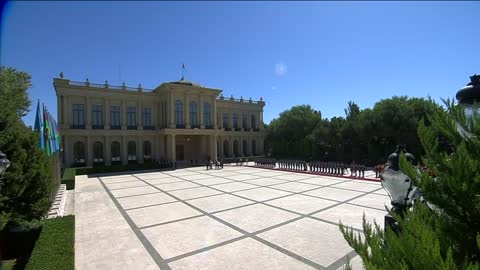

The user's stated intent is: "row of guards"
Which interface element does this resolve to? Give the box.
[33,100,61,156]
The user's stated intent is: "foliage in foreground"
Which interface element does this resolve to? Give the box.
[340,100,480,269]
[0,67,53,230]
[24,215,74,270]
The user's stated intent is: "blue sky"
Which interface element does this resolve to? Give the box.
[1,1,479,127]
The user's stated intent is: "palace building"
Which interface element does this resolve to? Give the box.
[54,74,266,167]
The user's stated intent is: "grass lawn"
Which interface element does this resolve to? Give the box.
[24,216,74,270]
[61,168,76,190]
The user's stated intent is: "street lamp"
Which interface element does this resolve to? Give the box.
[380,145,423,234]
[0,150,11,177]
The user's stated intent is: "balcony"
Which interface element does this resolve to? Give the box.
[235,128,242,131]
[205,125,214,129]
[92,125,104,130]
[110,125,121,130]
[176,124,185,129]
[225,127,232,131]
[127,126,137,130]
[143,126,155,130]
[71,124,85,129]
[190,124,200,129]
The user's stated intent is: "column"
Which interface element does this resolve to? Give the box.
[248,136,252,155]
[229,136,233,157]
[210,135,218,160]
[86,96,91,129]
[62,95,68,127]
[159,135,165,160]
[199,95,204,128]
[138,135,144,164]
[212,96,218,129]
[86,136,93,167]
[169,92,175,128]
[122,135,127,165]
[170,134,176,161]
[121,98,127,130]
[105,136,111,166]
[257,111,261,131]
[138,99,143,130]
[104,98,110,129]
[185,94,190,128]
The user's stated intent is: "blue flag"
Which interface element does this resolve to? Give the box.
[33,100,45,150]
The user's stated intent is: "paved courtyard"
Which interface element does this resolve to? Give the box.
[75,166,390,270]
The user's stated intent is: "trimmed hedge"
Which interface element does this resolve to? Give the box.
[25,216,74,270]
[61,168,76,190]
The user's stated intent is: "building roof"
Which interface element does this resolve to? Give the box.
[167,78,202,87]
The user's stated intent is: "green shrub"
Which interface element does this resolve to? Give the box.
[61,168,76,190]
[25,215,74,270]
[0,67,53,231]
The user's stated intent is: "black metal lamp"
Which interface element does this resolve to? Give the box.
[0,150,11,177]
[380,145,423,233]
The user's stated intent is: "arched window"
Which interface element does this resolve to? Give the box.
[128,141,136,163]
[223,140,229,157]
[175,100,184,127]
[189,101,198,127]
[252,140,257,155]
[143,141,152,161]
[251,114,256,130]
[74,141,86,166]
[203,102,211,127]
[93,141,104,165]
[243,140,248,156]
[111,141,121,164]
[233,140,239,157]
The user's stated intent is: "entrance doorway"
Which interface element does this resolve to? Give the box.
[176,144,185,160]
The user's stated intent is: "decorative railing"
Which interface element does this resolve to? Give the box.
[110,125,121,130]
[205,125,214,129]
[92,125,104,129]
[143,126,155,130]
[127,126,137,130]
[68,80,154,92]
[216,95,264,104]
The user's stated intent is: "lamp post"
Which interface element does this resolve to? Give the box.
[0,150,10,177]
[380,145,423,234]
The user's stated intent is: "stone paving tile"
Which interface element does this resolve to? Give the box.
[330,181,381,192]
[214,204,300,233]
[373,188,389,196]
[105,180,146,190]
[313,203,386,230]
[251,171,287,177]
[191,177,234,186]
[76,176,159,270]
[225,174,263,181]
[118,192,178,210]
[266,194,338,214]
[299,177,345,186]
[154,181,201,191]
[110,185,160,198]
[144,177,184,185]
[178,174,215,181]
[187,194,253,213]
[348,193,392,210]
[272,174,313,181]
[168,186,223,200]
[211,182,259,192]
[243,178,288,186]
[303,187,365,202]
[270,182,321,193]
[142,216,243,260]
[101,176,138,183]
[128,202,202,228]
[258,218,353,268]
[233,187,292,201]
[168,238,316,270]
[336,255,364,270]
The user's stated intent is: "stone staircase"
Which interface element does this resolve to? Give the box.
[47,184,67,219]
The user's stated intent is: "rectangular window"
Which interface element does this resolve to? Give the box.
[127,107,136,129]
[143,108,152,129]
[233,113,238,129]
[242,113,247,129]
[72,104,85,128]
[110,106,121,129]
[222,112,229,129]
[92,104,103,129]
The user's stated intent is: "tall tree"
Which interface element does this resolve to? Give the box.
[0,67,53,230]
